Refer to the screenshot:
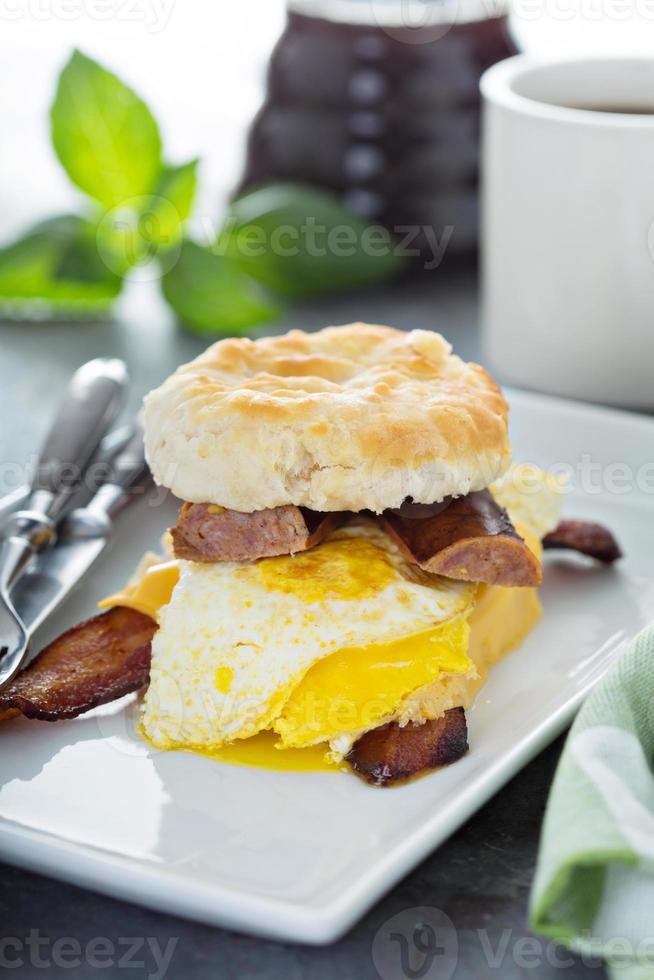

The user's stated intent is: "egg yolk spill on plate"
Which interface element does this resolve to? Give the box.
[185,731,340,773]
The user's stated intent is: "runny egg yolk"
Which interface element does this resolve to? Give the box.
[254,537,397,602]
[274,616,472,747]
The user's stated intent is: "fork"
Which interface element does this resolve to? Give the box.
[0,358,128,687]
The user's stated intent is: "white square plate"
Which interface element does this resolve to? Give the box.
[1,389,653,944]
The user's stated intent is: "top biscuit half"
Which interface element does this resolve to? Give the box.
[143,323,511,513]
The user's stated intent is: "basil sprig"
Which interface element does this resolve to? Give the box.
[0,50,403,333]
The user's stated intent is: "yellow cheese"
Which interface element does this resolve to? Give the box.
[98,560,180,621]
[467,520,542,680]
[468,583,541,672]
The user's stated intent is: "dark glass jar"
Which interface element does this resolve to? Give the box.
[239,0,517,262]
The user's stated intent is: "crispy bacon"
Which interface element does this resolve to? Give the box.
[543,519,622,564]
[172,502,343,563]
[0,606,156,721]
[346,708,468,786]
[381,491,542,587]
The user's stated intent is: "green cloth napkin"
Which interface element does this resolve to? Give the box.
[530,624,654,980]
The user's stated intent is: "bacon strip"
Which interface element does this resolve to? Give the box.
[172,502,343,563]
[543,519,622,564]
[0,606,155,721]
[346,708,468,786]
[380,491,542,587]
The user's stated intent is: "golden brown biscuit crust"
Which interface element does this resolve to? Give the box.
[143,324,511,513]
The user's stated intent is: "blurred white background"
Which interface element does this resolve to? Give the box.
[0,2,285,242]
[2,0,654,246]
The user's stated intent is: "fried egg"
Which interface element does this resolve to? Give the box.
[138,518,476,752]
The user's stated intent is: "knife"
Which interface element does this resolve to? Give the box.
[10,419,152,641]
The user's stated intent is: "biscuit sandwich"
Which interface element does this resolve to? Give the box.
[133,324,561,782]
[2,324,620,784]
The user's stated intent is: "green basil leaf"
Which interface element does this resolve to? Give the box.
[222,183,404,298]
[0,214,122,316]
[143,159,199,248]
[51,50,162,208]
[162,240,279,336]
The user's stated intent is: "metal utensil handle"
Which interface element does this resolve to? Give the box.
[106,417,150,492]
[31,358,128,518]
[0,422,135,522]
[7,420,151,644]
[86,417,152,521]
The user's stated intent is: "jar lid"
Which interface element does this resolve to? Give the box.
[288,0,509,27]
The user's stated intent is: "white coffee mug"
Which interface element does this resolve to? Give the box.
[481,55,654,409]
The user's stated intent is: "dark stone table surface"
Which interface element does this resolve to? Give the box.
[0,270,606,979]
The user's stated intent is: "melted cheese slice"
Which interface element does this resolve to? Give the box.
[468,523,542,675]
[99,560,180,620]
